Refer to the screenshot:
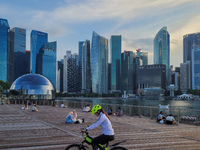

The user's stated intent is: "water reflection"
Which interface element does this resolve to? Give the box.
[56,98,200,110]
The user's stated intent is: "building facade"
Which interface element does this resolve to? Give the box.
[30,30,48,74]
[154,26,170,87]
[82,40,91,93]
[63,51,80,93]
[135,49,148,66]
[191,44,200,90]
[36,42,57,88]
[91,31,108,94]
[180,61,190,93]
[0,18,11,82]
[121,51,134,94]
[57,60,63,93]
[110,35,121,91]
[78,41,84,92]
[10,27,26,81]
[137,64,166,95]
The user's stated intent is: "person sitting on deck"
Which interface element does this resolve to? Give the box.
[31,104,38,112]
[157,111,166,123]
[60,103,65,108]
[65,110,84,124]
[83,105,91,112]
[166,114,176,124]
[108,107,113,115]
[116,107,123,116]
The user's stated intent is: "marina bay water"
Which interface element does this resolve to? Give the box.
[56,98,200,110]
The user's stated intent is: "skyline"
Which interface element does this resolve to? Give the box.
[1,0,200,67]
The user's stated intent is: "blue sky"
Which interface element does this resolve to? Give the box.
[1,0,200,67]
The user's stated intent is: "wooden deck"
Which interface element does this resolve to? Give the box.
[1,104,200,150]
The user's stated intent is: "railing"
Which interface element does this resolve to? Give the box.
[2,99,200,125]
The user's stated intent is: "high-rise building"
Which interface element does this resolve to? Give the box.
[78,41,84,92]
[180,61,190,93]
[57,60,63,93]
[191,44,200,90]
[36,41,57,88]
[25,50,30,73]
[171,67,180,90]
[91,31,108,94]
[154,26,170,87]
[10,27,26,81]
[135,49,148,66]
[121,51,134,94]
[137,64,166,95]
[0,18,11,82]
[63,51,80,93]
[183,32,200,63]
[82,40,91,93]
[30,30,48,74]
[110,35,121,91]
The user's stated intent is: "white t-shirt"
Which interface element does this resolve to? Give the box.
[166,116,175,121]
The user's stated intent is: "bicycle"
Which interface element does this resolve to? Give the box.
[65,128,128,150]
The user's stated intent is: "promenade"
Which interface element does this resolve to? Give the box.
[1,104,200,150]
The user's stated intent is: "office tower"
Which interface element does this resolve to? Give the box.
[31,30,48,73]
[91,31,108,94]
[137,64,166,95]
[121,51,134,94]
[108,63,111,92]
[57,60,63,93]
[25,50,30,73]
[63,51,80,93]
[191,44,200,89]
[154,26,170,87]
[110,35,121,91]
[0,18,11,82]
[82,40,91,94]
[171,67,180,90]
[10,27,26,81]
[183,32,200,63]
[36,41,57,88]
[180,61,190,93]
[78,41,84,92]
[135,49,148,66]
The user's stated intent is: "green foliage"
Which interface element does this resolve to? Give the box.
[187,89,200,96]
[0,80,11,90]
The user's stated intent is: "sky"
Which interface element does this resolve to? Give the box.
[1,0,200,68]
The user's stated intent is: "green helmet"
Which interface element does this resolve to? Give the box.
[91,104,101,115]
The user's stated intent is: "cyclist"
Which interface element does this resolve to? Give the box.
[83,104,114,150]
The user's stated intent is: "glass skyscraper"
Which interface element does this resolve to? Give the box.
[191,44,200,90]
[0,18,10,82]
[31,30,48,74]
[10,27,26,81]
[78,41,84,92]
[82,40,91,93]
[154,26,170,86]
[91,31,108,94]
[110,35,121,91]
[121,51,134,94]
[183,32,200,63]
[135,49,148,66]
[36,41,57,88]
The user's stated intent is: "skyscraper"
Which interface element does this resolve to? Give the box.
[78,41,84,92]
[135,49,148,66]
[36,41,57,88]
[183,32,200,63]
[110,35,121,91]
[180,61,190,93]
[0,18,10,82]
[63,51,80,93]
[30,30,48,73]
[57,60,63,93]
[121,51,133,94]
[154,26,170,86]
[91,31,108,94]
[191,44,200,90]
[10,27,26,81]
[82,40,91,93]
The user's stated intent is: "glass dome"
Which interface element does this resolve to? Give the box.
[10,74,55,99]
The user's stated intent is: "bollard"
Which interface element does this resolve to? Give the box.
[150,107,153,119]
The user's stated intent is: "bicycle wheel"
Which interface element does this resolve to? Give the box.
[110,146,128,150]
[65,144,89,150]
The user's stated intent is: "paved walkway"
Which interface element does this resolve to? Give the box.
[1,104,200,150]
